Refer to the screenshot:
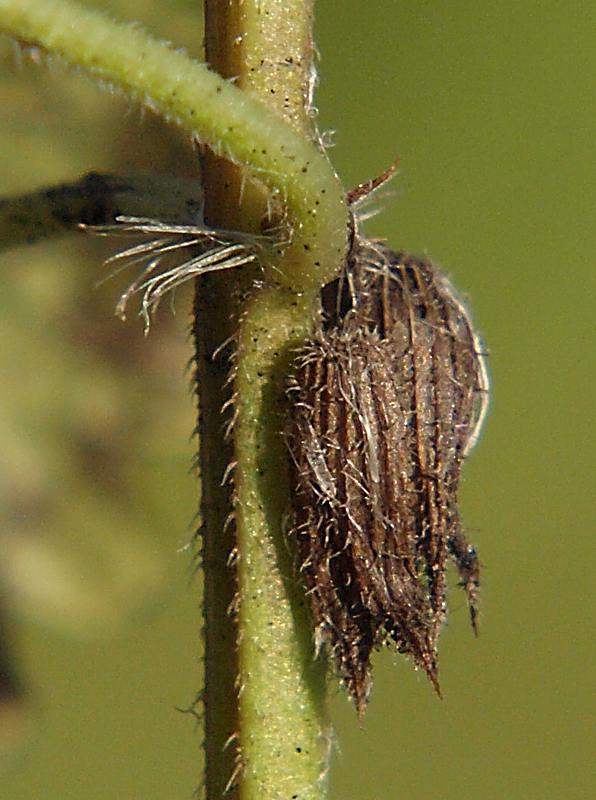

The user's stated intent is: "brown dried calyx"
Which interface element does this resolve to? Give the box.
[288,233,489,717]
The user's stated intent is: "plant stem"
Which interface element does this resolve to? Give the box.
[199,3,335,799]
[233,287,330,800]
[0,0,347,292]
[193,271,239,799]
[0,1,349,796]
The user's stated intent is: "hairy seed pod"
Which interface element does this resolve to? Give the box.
[288,234,489,716]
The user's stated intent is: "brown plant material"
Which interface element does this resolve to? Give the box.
[288,233,489,716]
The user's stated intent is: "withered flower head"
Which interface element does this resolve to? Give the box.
[288,232,489,716]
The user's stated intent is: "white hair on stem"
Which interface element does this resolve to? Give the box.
[84,215,266,334]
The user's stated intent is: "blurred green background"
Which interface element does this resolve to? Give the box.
[0,1,593,798]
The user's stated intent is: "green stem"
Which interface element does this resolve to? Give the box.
[0,0,347,292]
[0,2,348,797]
[199,3,334,799]
[234,287,330,800]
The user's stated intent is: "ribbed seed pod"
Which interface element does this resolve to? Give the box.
[288,235,488,716]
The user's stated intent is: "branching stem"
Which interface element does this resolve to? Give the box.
[199,3,335,799]
[0,2,350,798]
[0,0,347,292]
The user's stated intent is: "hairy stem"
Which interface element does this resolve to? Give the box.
[198,3,335,799]
[233,287,330,800]
[0,1,349,797]
[0,0,347,292]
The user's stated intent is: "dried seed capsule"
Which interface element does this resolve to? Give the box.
[288,235,488,716]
